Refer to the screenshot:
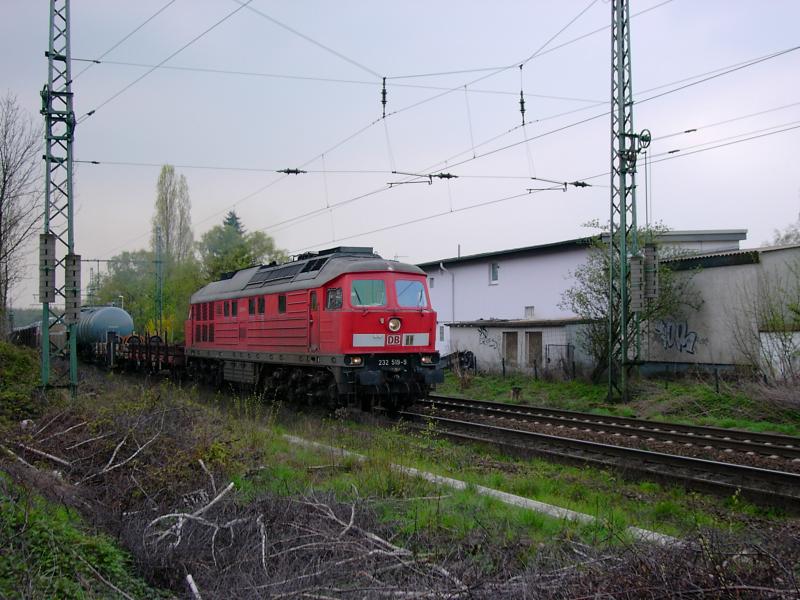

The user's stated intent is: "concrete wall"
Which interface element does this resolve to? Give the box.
[645,247,800,370]
[450,323,587,376]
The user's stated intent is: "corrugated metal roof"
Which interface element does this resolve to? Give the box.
[449,317,592,328]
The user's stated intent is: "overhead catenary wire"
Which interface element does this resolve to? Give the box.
[70,58,607,103]
[287,122,800,255]
[419,43,800,178]
[384,0,601,121]
[386,0,672,80]
[88,96,800,254]
[78,0,255,123]
[94,6,791,259]
[652,100,800,141]
[233,0,382,79]
[72,0,177,82]
[89,42,799,257]
[91,0,606,257]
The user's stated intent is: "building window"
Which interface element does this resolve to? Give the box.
[429,277,435,289]
[439,325,445,342]
[489,262,500,285]
[326,288,342,310]
[278,295,286,313]
[524,305,535,319]
[257,297,265,314]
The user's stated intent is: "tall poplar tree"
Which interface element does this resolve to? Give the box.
[151,165,193,262]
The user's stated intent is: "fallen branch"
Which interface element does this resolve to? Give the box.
[37,420,87,443]
[16,443,71,469]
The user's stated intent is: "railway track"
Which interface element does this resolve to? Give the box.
[421,394,800,461]
[399,395,800,509]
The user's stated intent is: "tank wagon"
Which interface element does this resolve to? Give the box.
[76,306,134,347]
[185,246,442,408]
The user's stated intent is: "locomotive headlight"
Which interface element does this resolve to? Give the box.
[347,355,363,366]
[420,355,433,365]
[388,317,401,332]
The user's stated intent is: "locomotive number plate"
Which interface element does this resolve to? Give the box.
[378,358,407,367]
[386,334,401,345]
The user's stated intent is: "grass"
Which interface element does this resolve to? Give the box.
[436,372,800,435]
[221,402,789,548]
[0,472,164,599]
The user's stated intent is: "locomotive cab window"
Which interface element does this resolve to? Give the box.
[248,298,255,315]
[395,280,427,308]
[351,280,386,307]
[278,295,286,314]
[224,301,229,317]
[257,296,265,314]
[232,300,238,317]
[326,288,342,310]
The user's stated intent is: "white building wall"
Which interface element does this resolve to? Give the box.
[450,324,585,376]
[424,246,589,354]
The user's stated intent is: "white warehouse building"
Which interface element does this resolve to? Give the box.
[417,230,749,375]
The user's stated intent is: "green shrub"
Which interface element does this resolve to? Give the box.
[0,341,42,424]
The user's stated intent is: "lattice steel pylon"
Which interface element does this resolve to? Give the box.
[40,0,80,397]
[608,0,649,401]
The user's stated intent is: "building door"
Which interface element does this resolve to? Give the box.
[309,291,320,352]
[526,331,542,369]
[503,331,518,367]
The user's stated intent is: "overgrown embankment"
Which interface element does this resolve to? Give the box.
[1,360,799,598]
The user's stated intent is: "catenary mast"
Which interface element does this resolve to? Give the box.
[40,0,80,397]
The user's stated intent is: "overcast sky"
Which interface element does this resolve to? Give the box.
[4,0,800,308]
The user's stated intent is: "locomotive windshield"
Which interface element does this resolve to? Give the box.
[350,279,386,307]
[395,280,427,308]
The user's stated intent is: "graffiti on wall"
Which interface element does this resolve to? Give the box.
[477,327,499,350]
[654,319,698,354]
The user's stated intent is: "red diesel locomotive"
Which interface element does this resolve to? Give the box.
[184,246,442,408]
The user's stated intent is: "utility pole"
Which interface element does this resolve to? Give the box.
[608,0,649,401]
[155,225,164,336]
[40,0,79,398]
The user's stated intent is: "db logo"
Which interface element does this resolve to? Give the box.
[387,334,401,345]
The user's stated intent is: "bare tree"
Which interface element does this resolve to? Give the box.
[0,93,41,336]
[560,224,701,382]
[151,165,193,263]
[771,211,800,246]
